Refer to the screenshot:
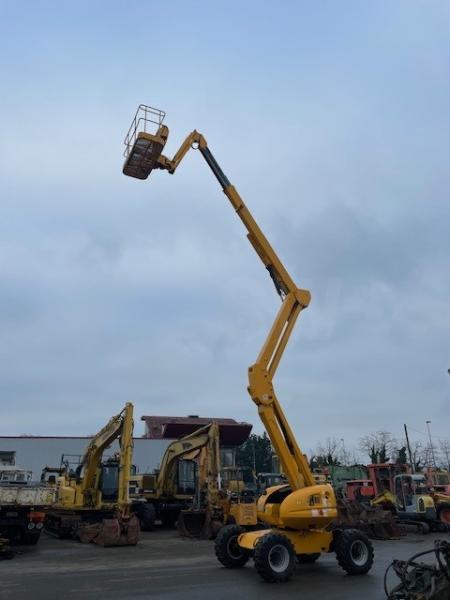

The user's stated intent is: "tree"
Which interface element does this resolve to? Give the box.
[310,438,342,467]
[395,446,408,465]
[409,440,425,471]
[359,431,396,464]
[236,432,274,473]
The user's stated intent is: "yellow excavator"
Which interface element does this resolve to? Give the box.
[130,421,222,532]
[122,105,374,582]
[130,420,257,536]
[45,402,139,546]
[175,422,258,538]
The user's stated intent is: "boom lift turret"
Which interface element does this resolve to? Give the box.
[122,106,374,582]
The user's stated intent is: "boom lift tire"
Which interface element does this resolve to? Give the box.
[297,552,320,564]
[253,533,296,583]
[334,529,374,575]
[215,525,250,568]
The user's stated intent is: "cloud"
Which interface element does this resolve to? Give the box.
[0,2,449,458]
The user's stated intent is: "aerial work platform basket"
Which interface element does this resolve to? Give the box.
[123,105,168,180]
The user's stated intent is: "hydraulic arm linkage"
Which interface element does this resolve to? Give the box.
[123,120,313,491]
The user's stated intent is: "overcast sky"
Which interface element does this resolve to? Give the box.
[0,2,449,460]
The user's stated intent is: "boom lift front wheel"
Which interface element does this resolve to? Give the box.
[334,529,374,575]
[253,533,296,583]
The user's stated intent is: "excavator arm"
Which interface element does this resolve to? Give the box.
[123,115,314,491]
[155,421,220,500]
[79,402,133,509]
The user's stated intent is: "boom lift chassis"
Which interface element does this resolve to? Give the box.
[123,105,374,582]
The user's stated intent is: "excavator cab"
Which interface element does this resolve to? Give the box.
[393,474,436,522]
[99,460,120,503]
[176,459,197,496]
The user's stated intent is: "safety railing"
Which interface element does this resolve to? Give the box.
[123,104,166,158]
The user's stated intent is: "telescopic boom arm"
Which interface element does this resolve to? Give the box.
[123,119,315,490]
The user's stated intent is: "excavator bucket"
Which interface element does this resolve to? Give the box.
[177,509,222,540]
[78,514,140,547]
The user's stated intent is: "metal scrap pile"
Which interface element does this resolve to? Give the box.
[335,497,402,540]
[385,540,450,600]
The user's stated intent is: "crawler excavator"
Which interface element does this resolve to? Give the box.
[122,105,374,583]
[45,402,139,546]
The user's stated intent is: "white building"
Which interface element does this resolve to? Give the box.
[0,436,170,480]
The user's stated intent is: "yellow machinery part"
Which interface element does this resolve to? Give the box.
[280,485,337,529]
[238,528,333,554]
[228,502,258,527]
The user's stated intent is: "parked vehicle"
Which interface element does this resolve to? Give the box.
[0,466,55,545]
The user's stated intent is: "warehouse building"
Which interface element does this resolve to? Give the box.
[0,415,252,480]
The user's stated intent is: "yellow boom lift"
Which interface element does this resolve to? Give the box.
[45,402,139,546]
[122,106,374,582]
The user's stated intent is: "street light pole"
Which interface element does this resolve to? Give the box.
[426,420,437,469]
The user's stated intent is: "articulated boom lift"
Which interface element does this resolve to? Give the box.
[122,105,374,582]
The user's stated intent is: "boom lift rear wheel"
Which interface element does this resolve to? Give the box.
[215,524,249,568]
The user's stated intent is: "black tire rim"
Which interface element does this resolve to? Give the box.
[226,536,243,560]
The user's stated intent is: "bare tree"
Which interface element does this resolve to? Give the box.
[409,440,426,471]
[358,431,397,464]
[311,437,341,467]
[395,439,426,471]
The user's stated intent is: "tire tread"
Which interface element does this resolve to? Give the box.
[254,533,295,583]
[334,529,374,575]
